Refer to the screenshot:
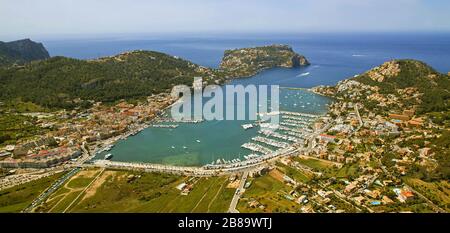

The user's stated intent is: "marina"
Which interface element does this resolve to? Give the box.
[93,72,331,166]
[251,136,290,148]
[259,130,298,142]
[241,142,273,154]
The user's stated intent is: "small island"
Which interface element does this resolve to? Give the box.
[219,44,310,78]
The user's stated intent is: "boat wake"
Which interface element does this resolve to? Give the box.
[296,72,310,77]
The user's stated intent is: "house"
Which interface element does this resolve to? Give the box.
[319,134,337,143]
[419,148,432,157]
[283,175,297,185]
[403,109,415,117]
[317,190,333,198]
[382,195,394,204]
[364,189,381,199]
[345,182,357,193]
[176,182,187,190]
[354,196,366,205]
[389,114,410,121]
[301,205,314,213]
[345,157,354,164]
[398,190,414,202]
[383,180,393,186]
[408,118,424,128]
[297,195,308,204]
[248,200,260,208]
[328,154,337,161]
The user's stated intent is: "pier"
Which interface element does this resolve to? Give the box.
[151,124,179,128]
[241,142,273,154]
[259,129,298,142]
[251,136,290,148]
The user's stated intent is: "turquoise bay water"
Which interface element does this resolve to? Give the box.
[96,70,331,166]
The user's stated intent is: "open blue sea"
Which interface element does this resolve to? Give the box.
[41,33,450,166]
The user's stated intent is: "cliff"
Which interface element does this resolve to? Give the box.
[219,44,310,78]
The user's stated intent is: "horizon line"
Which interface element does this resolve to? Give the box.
[2,30,450,42]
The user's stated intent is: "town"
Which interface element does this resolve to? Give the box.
[0,56,448,214]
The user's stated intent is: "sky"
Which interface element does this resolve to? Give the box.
[1,0,450,40]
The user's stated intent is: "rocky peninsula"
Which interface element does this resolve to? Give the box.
[219,44,310,78]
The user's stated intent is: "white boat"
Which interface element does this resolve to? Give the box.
[196,140,201,143]
[104,153,113,160]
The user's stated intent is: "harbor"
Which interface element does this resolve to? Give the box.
[92,82,331,167]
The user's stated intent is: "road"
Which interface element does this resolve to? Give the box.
[355,104,363,128]
[22,167,81,213]
[62,168,105,213]
[346,104,363,138]
[304,122,332,151]
[228,171,249,213]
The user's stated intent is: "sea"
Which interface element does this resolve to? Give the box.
[41,33,450,166]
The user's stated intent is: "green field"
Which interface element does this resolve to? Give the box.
[293,157,336,170]
[276,163,313,183]
[238,175,299,213]
[35,169,235,213]
[0,172,65,213]
[403,177,450,211]
[334,163,359,178]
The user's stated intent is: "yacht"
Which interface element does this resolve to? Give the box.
[104,153,113,160]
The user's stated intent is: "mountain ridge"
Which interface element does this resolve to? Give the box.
[0,43,310,110]
[0,39,50,66]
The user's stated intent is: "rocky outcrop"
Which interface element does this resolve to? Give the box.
[220,44,310,78]
[291,54,310,67]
